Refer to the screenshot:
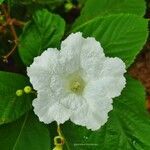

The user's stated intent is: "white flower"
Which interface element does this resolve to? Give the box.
[27,32,126,131]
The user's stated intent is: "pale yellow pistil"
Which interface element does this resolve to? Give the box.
[71,81,81,92]
[67,71,85,94]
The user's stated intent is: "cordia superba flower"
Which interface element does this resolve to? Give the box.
[27,32,126,131]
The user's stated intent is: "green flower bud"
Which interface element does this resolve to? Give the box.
[24,86,32,94]
[65,3,74,11]
[16,89,23,96]
[54,136,64,146]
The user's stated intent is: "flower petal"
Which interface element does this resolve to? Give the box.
[60,93,85,110]
[27,48,60,91]
[100,57,126,77]
[84,76,126,99]
[84,90,113,130]
[49,74,68,99]
[103,76,126,98]
[83,83,113,130]
[60,32,84,74]
[60,32,105,80]
[85,105,111,131]
[33,97,71,124]
[70,102,89,127]
[70,97,112,131]
[85,57,126,98]
[80,37,105,80]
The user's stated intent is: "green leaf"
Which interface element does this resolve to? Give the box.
[79,0,87,5]
[0,71,34,125]
[12,0,63,4]
[73,14,148,68]
[0,0,4,4]
[0,112,50,150]
[50,76,150,150]
[74,0,146,27]
[19,9,65,66]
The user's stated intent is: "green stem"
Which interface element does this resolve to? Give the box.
[59,126,71,150]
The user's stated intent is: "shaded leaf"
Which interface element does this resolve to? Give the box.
[74,0,146,27]
[73,14,148,67]
[0,0,4,4]
[0,112,50,150]
[11,0,64,5]
[19,9,65,66]
[0,71,34,125]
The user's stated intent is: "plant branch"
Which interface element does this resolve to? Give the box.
[0,4,19,62]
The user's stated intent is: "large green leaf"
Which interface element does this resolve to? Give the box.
[0,0,3,3]
[74,0,146,27]
[19,9,65,66]
[73,14,148,68]
[79,0,87,5]
[0,0,4,4]
[0,112,50,150]
[0,71,34,125]
[11,0,63,4]
[50,76,150,150]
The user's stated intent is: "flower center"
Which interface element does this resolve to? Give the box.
[66,71,85,94]
[71,81,81,92]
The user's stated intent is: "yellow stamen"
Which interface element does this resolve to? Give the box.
[71,81,81,92]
